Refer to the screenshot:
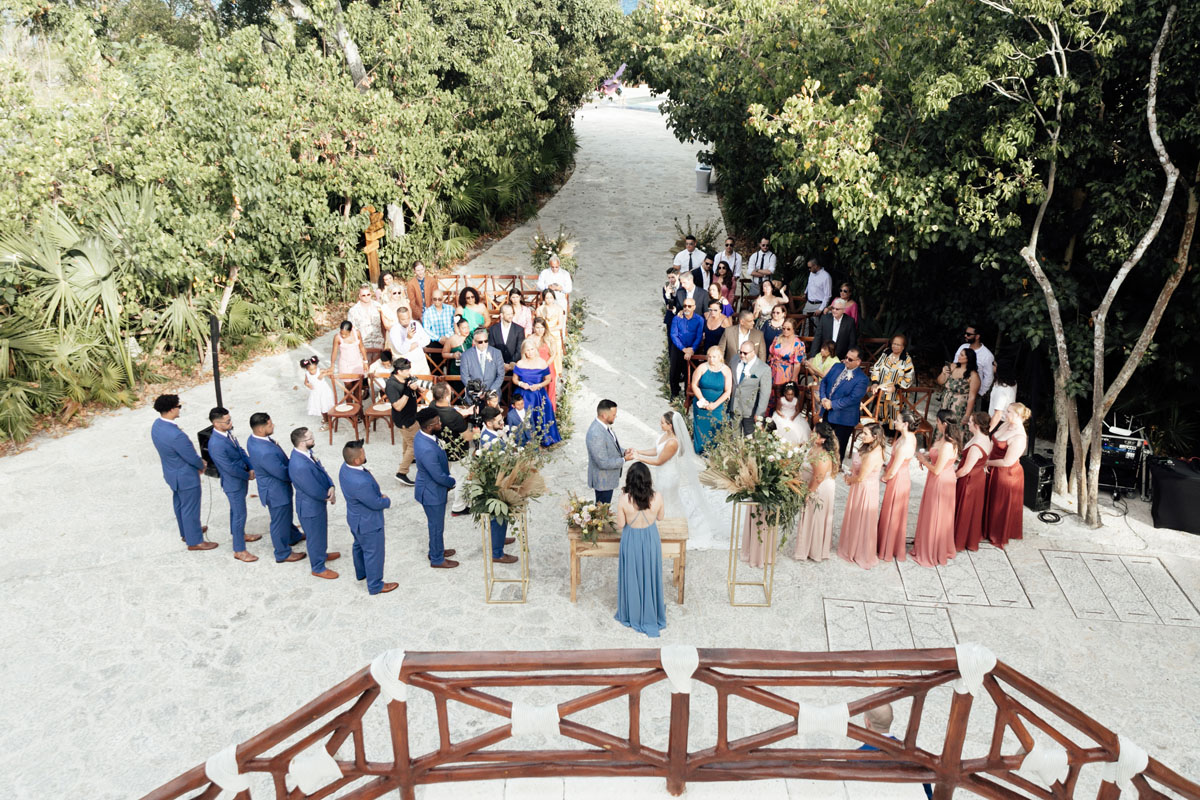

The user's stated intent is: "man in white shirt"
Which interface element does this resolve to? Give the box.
[715,237,743,280]
[954,324,995,395]
[743,237,776,296]
[798,256,833,315]
[672,235,707,275]
[537,255,574,295]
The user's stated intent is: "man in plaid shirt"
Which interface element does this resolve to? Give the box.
[422,291,456,343]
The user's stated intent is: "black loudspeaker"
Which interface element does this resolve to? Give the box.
[1147,457,1200,534]
[1021,453,1053,512]
[1099,432,1147,494]
[196,425,220,478]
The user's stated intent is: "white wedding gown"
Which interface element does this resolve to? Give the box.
[652,427,732,551]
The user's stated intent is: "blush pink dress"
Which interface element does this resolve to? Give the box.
[792,451,836,562]
[911,441,959,567]
[837,449,881,569]
[876,440,914,562]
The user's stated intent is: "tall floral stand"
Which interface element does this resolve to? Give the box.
[481,509,530,604]
[727,500,779,607]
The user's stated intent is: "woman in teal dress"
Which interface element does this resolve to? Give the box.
[689,345,732,453]
[457,286,489,334]
[513,339,561,447]
[614,462,666,637]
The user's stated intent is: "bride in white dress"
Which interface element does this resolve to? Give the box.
[629,410,731,550]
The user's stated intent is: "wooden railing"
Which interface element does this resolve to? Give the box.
[140,648,1200,800]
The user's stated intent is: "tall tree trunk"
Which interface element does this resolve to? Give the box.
[287,0,368,89]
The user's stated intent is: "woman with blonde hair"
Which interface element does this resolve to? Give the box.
[837,422,884,569]
[985,402,1031,548]
[690,345,732,453]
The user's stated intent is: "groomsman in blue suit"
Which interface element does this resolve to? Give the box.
[413,407,459,569]
[245,412,306,563]
[505,395,530,446]
[818,347,870,460]
[287,427,341,579]
[206,407,263,562]
[339,440,397,594]
[150,394,215,551]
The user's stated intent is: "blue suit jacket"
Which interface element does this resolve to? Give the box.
[506,408,530,445]
[151,418,203,491]
[819,363,870,427]
[207,431,252,493]
[339,464,391,532]
[246,436,293,508]
[288,451,334,518]
[413,432,455,506]
[460,346,505,393]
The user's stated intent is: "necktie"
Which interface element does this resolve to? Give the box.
[609,427,621,453]
[738,365,746,384]
[229,433,239,448]
[689,252,694,270]
[833,368,851,392]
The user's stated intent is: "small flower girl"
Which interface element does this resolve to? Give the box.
[301,355,335,429]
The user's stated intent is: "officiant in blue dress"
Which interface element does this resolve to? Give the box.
[513,339,561,447]
[614,462,666,638]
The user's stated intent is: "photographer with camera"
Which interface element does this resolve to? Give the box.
[431,382,475,516]
[385,357,421,486]
[460,328,505,405]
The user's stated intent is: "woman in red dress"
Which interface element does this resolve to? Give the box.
[911,415,961,567]
[877,410,918,562]
[985,402,1031,548]
[953,411,991,551]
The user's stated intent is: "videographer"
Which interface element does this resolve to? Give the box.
[431,382,475,516]
[386,358,420,486]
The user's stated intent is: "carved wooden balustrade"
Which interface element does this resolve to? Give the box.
[140,648,1200,800]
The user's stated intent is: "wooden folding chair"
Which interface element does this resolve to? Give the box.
[899,386,937,449]
[364,381,395,445]
[847,390,886,453]
[329,374,364,444]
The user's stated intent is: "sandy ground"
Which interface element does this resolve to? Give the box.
[2,90,1198,800]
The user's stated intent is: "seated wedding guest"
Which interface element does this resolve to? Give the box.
[791,423,839,562]
[715,236,743,285]
[422,291,457,344]
[714,261,736,303]
[662,266,681,325]
[380,282,410,334]
[367,349,393,394]
[441,317,472,376]
[868,334,915,432]
[806,339,840,383]
[707,282,734,318]
[376,271,396,303]
[877,410,919,563]
[151,394,212,551]
[771,381,809,445]
[388,305,431,376]
[614,461,667,638]
[692,254,716,291]
[672,234,706,276]
[937,347,980,423]
[528,317,560,408]
[761,303,787,350]
[769,318,805,392]
[837,422,884,569]
[538,288,568,354]
[819,347,869,459]
[506,394,529,446]
[348,283,385,351]
[488,302,526,367]
[507,288,534,334]
[700,300,730,352]
[331,320,367,389]
[753,279,786,327]
[405,261,436,320]
[912,420,962,567]
[537,254,574,295]
[954,411,992,552]
[720,309,766,367]
[988,361,1018,430]
[690,345,731,453]
[743,237,776,296]
[985,402,1030,548]
[838,283,860,324]
[457,286,489,334]
[811,297,857,359]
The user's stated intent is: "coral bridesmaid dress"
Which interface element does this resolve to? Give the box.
[985,439,1024,548]
[911,442,958,567]
[953,443,988,551]
[876,444,913,562]
[837,450,881,569]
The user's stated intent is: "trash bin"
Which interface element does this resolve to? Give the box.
[695,164,712,193]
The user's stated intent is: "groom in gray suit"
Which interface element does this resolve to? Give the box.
[730,343,771,435]
[586,399,632,503]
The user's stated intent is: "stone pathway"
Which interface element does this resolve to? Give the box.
[2,90,1199,800]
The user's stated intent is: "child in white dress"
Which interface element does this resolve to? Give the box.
[771,381,810,445]
[301,356,335,429]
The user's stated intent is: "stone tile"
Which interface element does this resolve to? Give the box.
[785,779,848,799]
[968,546,1031,608]
[824,599,871,652]
[563,777,668,800]
[844,781,929,799]
[1041,551,1118,621]
[1122,555,1200,627]
[418,780,507,799]
[864,603,915,650]
[683,779,789,799]
[904,605,956,649]
[1080,553,1159,624]
[935,558,988,605]
[896,559,946,603]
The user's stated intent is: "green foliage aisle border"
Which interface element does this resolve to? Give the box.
[531,226,579,273]
[555,296,588,444]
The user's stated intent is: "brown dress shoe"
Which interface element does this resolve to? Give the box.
[325,551,341,562]
[443,549,456,558]
[234,551,258,563]
[312,569,339,579]
[431,559,459,569]
[280,551,307,563]
[377,582,399,593]
[244,533,263,543]
[504,537,516,545]
[187,542,218,551]
[493,554,518,564]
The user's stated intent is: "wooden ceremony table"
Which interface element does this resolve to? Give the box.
[568,518,688,604]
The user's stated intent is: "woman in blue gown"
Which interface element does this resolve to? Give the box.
[614,462,666,637]
[513,339,561,447]
[689,345,732,453]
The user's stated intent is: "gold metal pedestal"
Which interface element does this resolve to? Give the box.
[727,500,778,607]
[482,509,530,604]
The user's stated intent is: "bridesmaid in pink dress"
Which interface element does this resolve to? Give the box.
[953,412,992,551]
[792,423,840,561]
[985,403,1031,548]
[837,423,884,569]
[911,416,962,567]
[877,410,918,562]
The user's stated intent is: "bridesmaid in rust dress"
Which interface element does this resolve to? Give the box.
[837,423,884,569]
[911,419,962,567]
[954,412,992,551]
[877,410,918,562]
[985,403,1031,548]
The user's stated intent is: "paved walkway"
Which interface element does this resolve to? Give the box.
[2,90,1198,800]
